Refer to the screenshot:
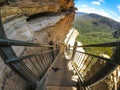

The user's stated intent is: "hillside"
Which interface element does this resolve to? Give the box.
[74,12,120,55]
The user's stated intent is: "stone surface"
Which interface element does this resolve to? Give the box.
[45,11,75,43]
[3,16,33,56]
[4,16,33,40]
[0,0,75,21]
[28,14,65,31]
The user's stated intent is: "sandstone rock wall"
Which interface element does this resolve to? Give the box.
[84,58,120,90]
[0,0,75,21]
[0,0,75,90]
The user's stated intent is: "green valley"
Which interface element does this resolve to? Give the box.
[74,12,120,55]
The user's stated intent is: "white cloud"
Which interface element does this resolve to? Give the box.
[81,5,88,7]
[117,5,120,11]
[92,1,101,6]
[99,0,105,3]
[92,0,105,6]
[77,6,120,22]
[77,6,109,17]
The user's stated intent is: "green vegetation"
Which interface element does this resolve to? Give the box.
[74,13,117,56]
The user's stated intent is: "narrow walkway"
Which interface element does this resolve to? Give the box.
[36,53,78,90]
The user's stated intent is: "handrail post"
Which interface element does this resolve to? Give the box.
[66,44,70,56]
[71,42,77,60]
[55,44,58,57]
[57,45,60,54]
[50,41,54,60]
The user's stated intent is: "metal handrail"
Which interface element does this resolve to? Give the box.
[0,38,53,47]
[19,48,59,84]
[70,41,120,47]
[68,41,120,89]
[75,51,119,65]
[5,49,57,63]
[72,61,91,90]
[0,16,60,87]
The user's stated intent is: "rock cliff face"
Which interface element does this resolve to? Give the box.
[1,0,75,20]
[0,0,75,90]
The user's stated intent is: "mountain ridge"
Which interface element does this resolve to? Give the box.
[75,12,120,30]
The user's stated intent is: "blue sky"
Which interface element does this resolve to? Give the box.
[75,0,120,22]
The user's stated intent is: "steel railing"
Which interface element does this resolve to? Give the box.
[67,41,120,90]
[0,16,60,87]
[0,39,59,86]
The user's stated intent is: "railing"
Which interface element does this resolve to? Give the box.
[0,17,59,87]
[67,41,120,90]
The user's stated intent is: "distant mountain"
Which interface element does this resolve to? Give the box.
[74,12,120,40]
[75,12,86,16]
[75,12,120,30]
[88,13,120,30]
